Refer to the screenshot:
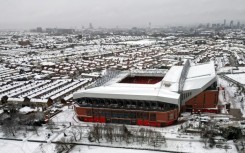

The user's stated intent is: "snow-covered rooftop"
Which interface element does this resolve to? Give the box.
[73,61,216,106]
[74,84,180,105]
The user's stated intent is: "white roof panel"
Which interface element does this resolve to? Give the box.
[183,61,216,91]
[73,86,180,105]
[163,66,183,83]
[187,61,215,79]
[183,76,216,91]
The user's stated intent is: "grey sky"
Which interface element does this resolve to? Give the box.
[0,0,244,29]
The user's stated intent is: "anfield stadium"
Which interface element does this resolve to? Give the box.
[73,60,218,127]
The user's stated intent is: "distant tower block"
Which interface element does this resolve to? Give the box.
[36,27,42,33]
[89,23,93,29]
[237,21,241,28]
[206,23,210,28]
[148,22,151,29]
[224,19,226,26]
[230,20,234,28]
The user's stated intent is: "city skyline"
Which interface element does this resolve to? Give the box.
[0,0,245,29]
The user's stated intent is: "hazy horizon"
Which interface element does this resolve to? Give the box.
[0,0,245,29]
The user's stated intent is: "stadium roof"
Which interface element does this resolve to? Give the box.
[73,61,216,106]
[73,85,180,105]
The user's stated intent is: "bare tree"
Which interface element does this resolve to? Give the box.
[88,124,102,143]
[149,131,165,147]
[1,113,20,137]
[104,124,113,144]
[139,128,146,145]
[47,120,55,133]
[69,127,83,142]
[40,144,45,153]
[55,137,75,153]
[77,127,83,141]
[35,111,45,121]
[122,125,131,144]
[1,95,8,105]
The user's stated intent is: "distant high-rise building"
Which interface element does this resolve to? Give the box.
[148,22,151,29]
[230,20,234,28]
[89,23,93,29]
[206,23,210,28]
[241,24,245,28]
[237,21,241,28]
[223,19,226,26]
[45,28,74,34]
[36,27,42,33]
[211,24,217,28]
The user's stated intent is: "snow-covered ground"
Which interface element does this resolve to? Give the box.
[49,108,237,153]
[0,94,240,153]
[218,76,245,117]
[0,140,40,153]
[0,106,238,153]
[0,138,237,153]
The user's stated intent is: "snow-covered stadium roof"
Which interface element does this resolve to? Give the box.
[73,61,216,106]
[162,61,216,92]
[73,85,180,105]
[184,61,216,91]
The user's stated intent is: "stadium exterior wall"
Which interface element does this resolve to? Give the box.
[74,105,178,127]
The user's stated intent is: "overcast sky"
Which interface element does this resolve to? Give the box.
[0,0,245,29]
